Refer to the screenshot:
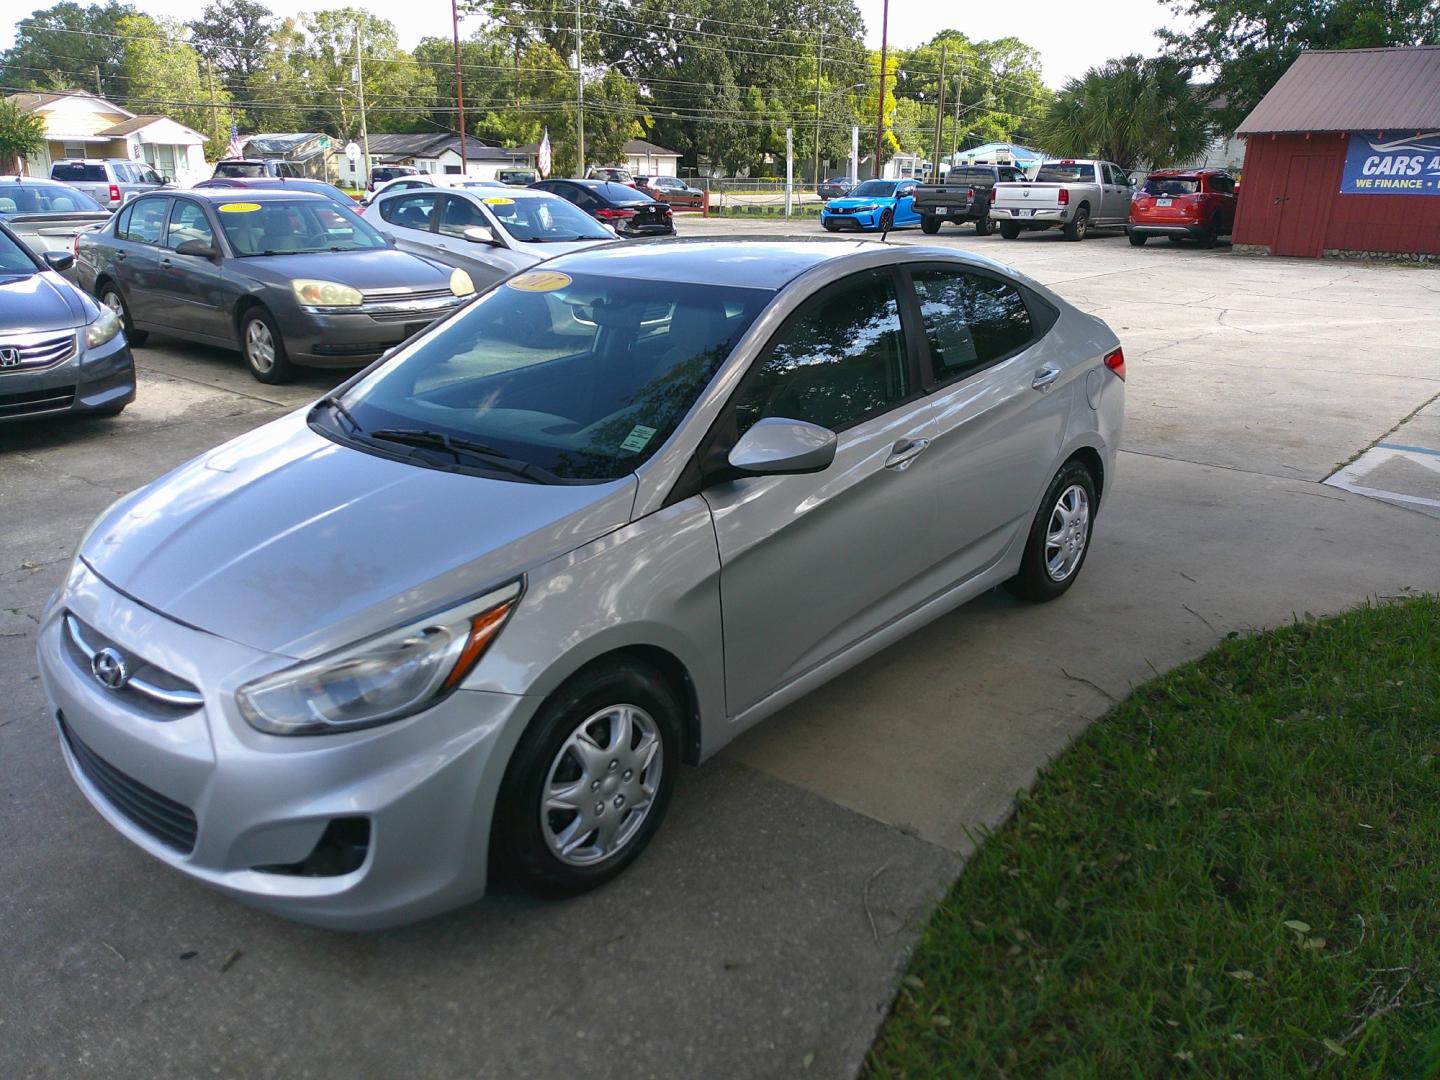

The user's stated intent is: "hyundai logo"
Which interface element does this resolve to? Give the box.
[0,347,19,368]
[91,647,130,690]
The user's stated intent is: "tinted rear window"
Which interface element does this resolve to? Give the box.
[1143,176,1201,196]
[215,162,267,178]
[0,183,107,213]
[597,182,653,204]
[1036,163,1095,183]
[52,163,108,182]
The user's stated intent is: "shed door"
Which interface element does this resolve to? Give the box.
[1273,155,1332,258]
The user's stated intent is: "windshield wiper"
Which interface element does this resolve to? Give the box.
[315,394,362,433]
[368,428,559,484]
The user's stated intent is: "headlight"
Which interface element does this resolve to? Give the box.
[450,268,475,296]
[850,203,879,213]
[84,305,121,348]
[292,279,364,307]
[236,583,521,736]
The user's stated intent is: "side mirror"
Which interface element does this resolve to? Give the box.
[43,250,75,272]
[175,238,218,259]
[462,225,497,245]
[727,418,837,476]
[162,176,174,185]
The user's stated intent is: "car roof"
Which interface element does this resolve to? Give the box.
[180,188,332,203]
[1,175,73,186]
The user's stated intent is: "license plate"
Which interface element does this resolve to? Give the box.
[1156,198,1172,207]
[934,205,952,213]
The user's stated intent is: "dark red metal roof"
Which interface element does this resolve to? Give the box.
[1237,47,1440,134]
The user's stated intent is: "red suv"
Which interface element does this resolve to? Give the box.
[1128,169,1237,248]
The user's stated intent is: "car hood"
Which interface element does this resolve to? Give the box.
[826,195,895,209]
[80,411,637,659]
[241,248,453,291]
[0,269,89,331]
[509,237,612,259]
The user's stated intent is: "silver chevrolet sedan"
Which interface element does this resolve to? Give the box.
[37,240,1124,928]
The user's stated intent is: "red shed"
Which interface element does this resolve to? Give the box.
[1233,46,1440,261]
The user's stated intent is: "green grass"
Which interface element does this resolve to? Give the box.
[866,596,1440,1078]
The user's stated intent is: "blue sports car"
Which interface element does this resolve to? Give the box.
[820,179,921,232]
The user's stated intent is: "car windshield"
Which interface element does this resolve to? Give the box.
[485,196,614,242]
[217,199,387,255]
[214,162,266,178]
[1036,163,1094,183]
[0,229,39,275]
[0,183,107,214]
[1143,176,1201,196]
[850,180,896,197]
[329,270,774,482]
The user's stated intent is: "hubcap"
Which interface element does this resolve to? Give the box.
[1044,484,1090,581]
[245,319,274,372]
[541,704,662,867]
[101,292,123,319]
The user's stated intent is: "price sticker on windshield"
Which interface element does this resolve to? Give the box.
[506,270,572,293]
[482,197,516,206]
[217,202,261,213]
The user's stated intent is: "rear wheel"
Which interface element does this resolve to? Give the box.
[1198,214,1221,249]
[1005,461,1098,603]
[1062,206,1090,241]
[99,285,147,347]
[999,222,1021,240]
[240,307,295,384]
[920,216,941,235]
[1128,231,1147,247]
[975,214,994,236]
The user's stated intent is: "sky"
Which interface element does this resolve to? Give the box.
[3,0,1186,89]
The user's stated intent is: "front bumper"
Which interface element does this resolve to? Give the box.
[37,562,533,929]
[821,209,881,230]
[281,301,467,368]
[0,334,134,423]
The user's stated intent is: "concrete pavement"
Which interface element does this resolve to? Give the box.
[2,222,1437,1078]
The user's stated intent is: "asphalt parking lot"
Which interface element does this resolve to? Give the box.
[3,219,1438,1079]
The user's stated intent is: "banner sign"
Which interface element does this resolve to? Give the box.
[1340,131,1440,195]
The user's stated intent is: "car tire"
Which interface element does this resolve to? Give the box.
[1167,235,1184,245]
[98,284,147,347]
[999,222,1021,240]
[1198,215,1220,249]
[920,217,941,235]
[1128,231,1147,246]
[878,209,894,232]
[975,215,994,236]
[1004,460,1098,604]
[492,660,682,897]
[1062,206,1090,242]
[240,307,295,384]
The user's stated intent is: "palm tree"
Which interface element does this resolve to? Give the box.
[1034,55,1213,172]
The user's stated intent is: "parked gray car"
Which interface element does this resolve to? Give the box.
[75,189,473,383]
[37,240,1124,928]
[0,176,112,278]
[0,219,134,422]
[50,158,169,210]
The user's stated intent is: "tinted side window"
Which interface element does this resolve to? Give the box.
[438,194,488,236]
[1209,175,1235,194]
[112,202,133,236]
[166,201,215,250]
[122,198,169,244]
[379,192,439,230]
[732,269,908,435]
[911,267,1035,383]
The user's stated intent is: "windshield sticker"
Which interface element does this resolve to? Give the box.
[482,197,516,206]
[620,424,658,453]
[506,270,572,293]
[217,202,261,213]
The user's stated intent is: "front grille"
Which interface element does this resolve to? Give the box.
[63,612,203,711]
[360,286,454,305]
[0,385,75,417]
[0,331,77,373]
[60,714,198,854]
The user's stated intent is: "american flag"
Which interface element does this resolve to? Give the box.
[225,117,244,159]
[537,128,552,179]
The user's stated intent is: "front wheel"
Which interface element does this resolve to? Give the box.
[99,285,147,347]
[920,216,941,235]
[878,209,894,233]
[999,222,1021,240]
[240,307,295,384]
[1062,207,1090,241]
[1005,461,1098,603]
[492,661,682,896]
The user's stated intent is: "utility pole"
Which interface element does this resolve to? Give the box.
[812,32,823,189]
[205,60,219,151]
[574,0,585,177]
[93,64,102,96]
[850,124,859,186]
[354,24,370,183]
[785,127,793,216]
[931,46,946,182]
[952,70,963,160]
[450,0,468,175]
[873,0,889,180]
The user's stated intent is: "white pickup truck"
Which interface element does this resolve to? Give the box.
[989,159,1135,241]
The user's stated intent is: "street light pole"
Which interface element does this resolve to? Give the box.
[873,0,888,179]
[813,31,823,189]
[931,46,946,182]
[450,0,467,175]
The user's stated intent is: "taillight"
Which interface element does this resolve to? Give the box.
[1058,188,1070,206]
[108,183,120,203]
[1104,347,1126,380]
[967,187,976,201]
[595,207,637,220]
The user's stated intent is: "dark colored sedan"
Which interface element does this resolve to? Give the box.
[0,176,112,280]
[816,176,855,200]
[0,219,134,422]
[75,189,474,384]
[194,176,361,211]
[634,175,706,209]
[528,179,675,238]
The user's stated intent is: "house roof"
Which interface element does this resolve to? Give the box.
[95,115,173,136]
[623,138,679,157]
[7,89,133,119]
[361,132,501,160]
[1237,47,1440,134]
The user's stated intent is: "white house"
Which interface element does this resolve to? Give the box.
[334,132,529,187]
[620,139,681,176]
[7,90,208,184]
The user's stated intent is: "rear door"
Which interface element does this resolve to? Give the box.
[902,263,1071,581]
[703,266,938,715]
[154,197,230,341]
[373,190,442,255]
[113,195,172,324]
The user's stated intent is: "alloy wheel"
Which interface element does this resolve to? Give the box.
[245,318,275,373]
[1044,484,1090,581]
[541,704,663,867]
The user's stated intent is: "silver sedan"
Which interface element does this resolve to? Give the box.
[37,240,1124,928]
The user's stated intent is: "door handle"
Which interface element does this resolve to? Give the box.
[115,251,126,261]
[159,258,172,267]
[885,437,930,470]
[1032,365,1062,391]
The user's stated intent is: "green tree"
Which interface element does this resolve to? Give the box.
[1033,55,1211,171]
[116,14,231,155]
[0,98,47,174]
[244,17,309,131]
[297,9,435,135]
[0,1,138,98]
[187,0,275,124]
[1161,0,1438,132]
